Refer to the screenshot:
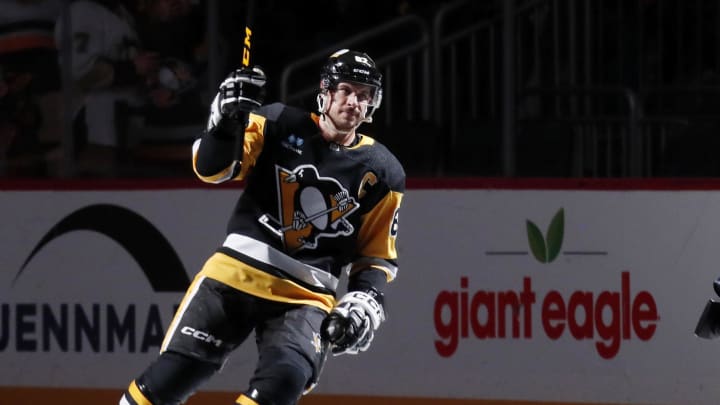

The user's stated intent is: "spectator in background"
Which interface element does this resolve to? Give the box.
[0,65,42,175]
[0,0,64,176]
[90,0,210,174]
[133,0,207,130]
[55,0,159,176]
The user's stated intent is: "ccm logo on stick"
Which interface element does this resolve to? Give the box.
[180,326,223,347]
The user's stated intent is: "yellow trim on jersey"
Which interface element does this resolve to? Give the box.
[237,114,266,180]
[348,133,376,148]
[357,190,403,257]
[349,258,397,283]
[199,252,335,312]
[128,380,152,405]
[309,113,377,149]
[192,113,266,183]
[192,138,237,183]
[160,275,206,353]
[236,394,259,405]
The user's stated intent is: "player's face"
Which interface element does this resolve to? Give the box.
[327,82,374,131]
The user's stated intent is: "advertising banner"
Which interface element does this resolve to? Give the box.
[1,185,718,404]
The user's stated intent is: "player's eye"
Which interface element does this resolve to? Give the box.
[356,92,371,102]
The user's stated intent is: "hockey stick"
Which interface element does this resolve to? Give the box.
[229,0,256,166]
[241,0,256,67]
[258,203,348,234]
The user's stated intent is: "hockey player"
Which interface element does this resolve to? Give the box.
[120,49,405,405]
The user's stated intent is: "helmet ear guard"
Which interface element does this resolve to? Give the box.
[363,87,382,122]
[316,91,330,114]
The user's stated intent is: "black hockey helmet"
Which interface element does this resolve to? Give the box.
[321,49,382,90]
[318,49,383,120]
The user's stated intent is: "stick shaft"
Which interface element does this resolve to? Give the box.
[242,0,256,67]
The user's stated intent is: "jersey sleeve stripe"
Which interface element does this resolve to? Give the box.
[356,190,403,260]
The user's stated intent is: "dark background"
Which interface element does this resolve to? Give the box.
[3,0,720,179]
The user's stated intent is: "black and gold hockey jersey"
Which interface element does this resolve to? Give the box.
[192,103,405,312]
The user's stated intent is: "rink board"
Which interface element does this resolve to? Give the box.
[0,179,719,405]
[0,387,621,405]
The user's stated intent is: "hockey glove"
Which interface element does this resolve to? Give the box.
[321,290,385,356]
[207,66,266,134]
[220,66,266,115]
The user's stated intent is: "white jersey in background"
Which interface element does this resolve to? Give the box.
[55,0,145,147]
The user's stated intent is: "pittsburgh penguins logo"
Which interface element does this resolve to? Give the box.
[259,164,359,252]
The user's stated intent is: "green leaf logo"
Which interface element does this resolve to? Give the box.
[526,220,547,262]
[526,208,565,263]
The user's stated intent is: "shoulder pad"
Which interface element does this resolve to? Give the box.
[256,102,286,121]
[359,137,406,192]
